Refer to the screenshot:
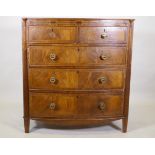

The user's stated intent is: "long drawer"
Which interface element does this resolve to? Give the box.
[28,46,126,66]
[29,69,125,90]
[29,93,124,118]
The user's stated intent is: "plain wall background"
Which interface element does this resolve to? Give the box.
[0,17,22,104]
[0,16,155,106]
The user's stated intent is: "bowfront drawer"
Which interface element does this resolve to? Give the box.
[28,46,126,66]
[29,69,125,90]
[28,26,77,43]
[30,93,124,118]
[79,27,127,44]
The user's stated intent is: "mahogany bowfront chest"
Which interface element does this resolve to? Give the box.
[22,18,134,133]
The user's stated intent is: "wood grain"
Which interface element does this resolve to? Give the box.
[29,93,124,118]
[28,46,79,66]
[79,27,127,44]
[28,26,77,43]
[28,46,126,66]
[29,68,125,90]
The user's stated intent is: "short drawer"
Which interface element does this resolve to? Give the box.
[29,93,124,118]
[79,27,127,44]
[29,69,125,90]
[28,46,126,66]
[28,26,77,43]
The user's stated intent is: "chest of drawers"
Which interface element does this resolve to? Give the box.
[22,18,134,133]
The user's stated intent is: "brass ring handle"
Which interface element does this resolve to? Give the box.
[50,53,56,61]
[101,33,108,39]
[98,102,105,111]
[50,77,56,84]
[100,54,107,60]
[98,76,107,84]
[49,103,56,110]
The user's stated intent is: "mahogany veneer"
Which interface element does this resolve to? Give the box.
[22,18,134,133]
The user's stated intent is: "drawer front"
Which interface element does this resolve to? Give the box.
[78,69,124,89]
[28,46,126,66]
[28,26,77,43]
[29,69,125,90]
[30,93,77,117]
[28,46,79,66]
[79,47,126,65]
[79,27,127,44]
[29,93,124,118]
[29,69,78,89]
